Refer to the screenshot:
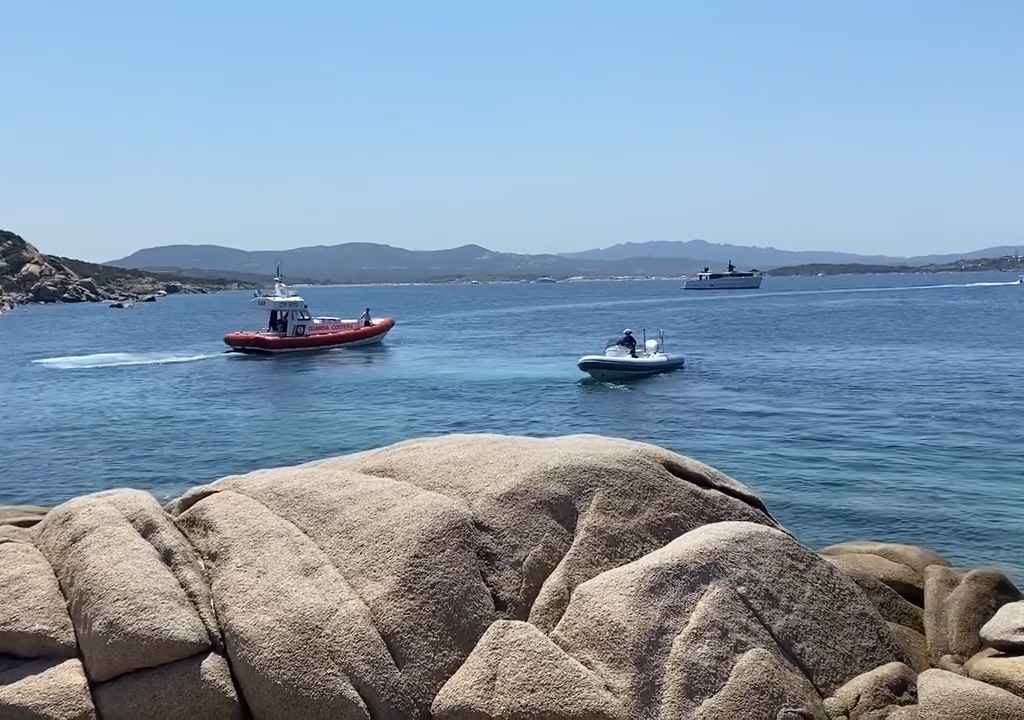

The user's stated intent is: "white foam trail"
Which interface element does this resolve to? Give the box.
[34,352,222,370]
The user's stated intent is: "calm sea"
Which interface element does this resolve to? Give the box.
[2,273,1022,575]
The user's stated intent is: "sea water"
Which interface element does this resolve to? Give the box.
[1,272,1022,575]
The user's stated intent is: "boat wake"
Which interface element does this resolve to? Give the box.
[33,352,223,370]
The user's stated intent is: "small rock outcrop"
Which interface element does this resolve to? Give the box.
[0,229,254,313]
[2,434,1023,719]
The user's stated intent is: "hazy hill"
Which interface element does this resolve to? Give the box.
[110,239,1024,284]
[565,239,1023,268]
[110,243,709,282]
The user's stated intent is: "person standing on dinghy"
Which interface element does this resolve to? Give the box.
[615,329,638,358]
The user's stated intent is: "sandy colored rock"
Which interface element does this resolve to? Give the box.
[0,525,35,544]
[840,571,925,633]
[0,542,77,659]
[177,489,415,720]
[820,541,948,576]
[0,505,48,528]
[692,647,826,720]
[335,434,778,633]
[823,553,924,606]
[0,658,96,720]
[174,470,492,716]
[431,620,625,720]
[887,623,930,673]
[34,491,212,682]
[660,582,821,719]
[887,708,920,720]
[917,668,1024,719]
[966,651,1024,698]
[92,652,243,720]
[823,662,916,719]
[983,601,1024,653]
[924,566,1021,665]
[170,433,778,716]
[98,489,222,649]
[549,522,907,718]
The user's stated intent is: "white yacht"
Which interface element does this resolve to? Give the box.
[684,262,763,290]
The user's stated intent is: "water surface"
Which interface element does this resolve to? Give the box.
[2,272,1022,574]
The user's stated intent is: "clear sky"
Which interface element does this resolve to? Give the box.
[2,2,1021,261]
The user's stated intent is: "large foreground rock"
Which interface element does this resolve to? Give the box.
[443,520,908,720]
[169,433,779,717]
[5,433,1024,719]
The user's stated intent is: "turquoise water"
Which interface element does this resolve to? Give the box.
[2,273,1022,574]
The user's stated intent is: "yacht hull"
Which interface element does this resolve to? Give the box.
[683,275,763,290]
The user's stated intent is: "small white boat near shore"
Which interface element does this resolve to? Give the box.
[577,332,684,381]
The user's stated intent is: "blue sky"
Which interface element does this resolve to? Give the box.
[2,2,1021,261]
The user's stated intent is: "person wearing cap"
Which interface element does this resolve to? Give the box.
[616,328,638,357]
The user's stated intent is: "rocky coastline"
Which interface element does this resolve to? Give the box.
[0,230,255,313]
[2,434,1023,719]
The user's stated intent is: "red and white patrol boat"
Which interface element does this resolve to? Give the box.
[224,271,394,353]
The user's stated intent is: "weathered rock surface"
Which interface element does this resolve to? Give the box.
[837,570,925,633]
[823,662,916,719]
[983,601,1024,653]
[3,434,1024,719]
[333,433,778,633]
[0,541,77,660]
[34,490,213,682]
[548,521,908,718]
[0,658,96,720]
[923,566,1021,665]
[820,541,948,576]
[887,623,930,673]
[966,650,1024,698]
[917,668,1024,719]
[0,505,49,528]
[823,552,925,606]
[432,620,625,720]
[170,434,779,717]
[92,652,242,720]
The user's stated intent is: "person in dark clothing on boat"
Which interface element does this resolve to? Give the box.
[359,308,372,327]
[616,329,638,358]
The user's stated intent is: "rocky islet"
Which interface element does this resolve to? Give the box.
[1,434,1022,719]
[0,230,248,312]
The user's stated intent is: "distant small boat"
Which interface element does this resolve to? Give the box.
[577,331,684,381]
[1018,274,1024,285]
[684,261,763,290]
[534,277,558,284]
[109,301,134,309]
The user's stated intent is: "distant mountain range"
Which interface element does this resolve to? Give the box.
[109,239,1023,284]
[564,239,1023,267]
